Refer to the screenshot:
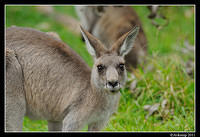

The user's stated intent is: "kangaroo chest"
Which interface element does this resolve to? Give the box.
[89,92,121,124]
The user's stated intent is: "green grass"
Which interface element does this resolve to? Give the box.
[5,5,195,132]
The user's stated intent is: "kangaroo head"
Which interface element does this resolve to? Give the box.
[80,26,139,93]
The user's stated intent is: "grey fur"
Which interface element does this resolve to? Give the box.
[5,26,137,131]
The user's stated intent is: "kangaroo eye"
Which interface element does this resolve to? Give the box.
[119,64,125,71]
[97,64,104,72]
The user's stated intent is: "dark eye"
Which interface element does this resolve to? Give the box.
[97,64,104,73]
[119,64,125,71]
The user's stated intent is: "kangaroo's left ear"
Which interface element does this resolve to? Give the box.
[111,26,139,57]
[80,25,107,58]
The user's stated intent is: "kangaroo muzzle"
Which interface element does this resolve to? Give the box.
[106,67,120,92]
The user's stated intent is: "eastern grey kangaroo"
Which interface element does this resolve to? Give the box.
[75,6,147,70]
[6,26,139,131]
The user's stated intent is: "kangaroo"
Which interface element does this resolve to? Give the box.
[5,26,139,131]
[75,6,147,70]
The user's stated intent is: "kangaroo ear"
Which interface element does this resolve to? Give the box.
[80,26,106,58]
[111,26,139,57]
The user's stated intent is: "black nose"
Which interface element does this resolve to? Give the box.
[108,81,119,88]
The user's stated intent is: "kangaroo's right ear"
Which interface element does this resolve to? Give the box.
[111,26,139,57]
[80,26,106,58]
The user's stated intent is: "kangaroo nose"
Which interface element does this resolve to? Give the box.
[108,81,119,88]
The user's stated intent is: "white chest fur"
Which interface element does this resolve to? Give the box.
[88,92,121,126]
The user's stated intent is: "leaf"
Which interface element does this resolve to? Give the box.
[130,80,137,92]
[161,99,167,109]
[144,103,160,119]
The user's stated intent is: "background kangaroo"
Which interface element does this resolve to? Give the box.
[6,26,139,131]
[75,6,147,70]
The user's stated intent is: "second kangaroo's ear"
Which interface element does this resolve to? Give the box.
[111,26,139,57]
[80,26,107,58]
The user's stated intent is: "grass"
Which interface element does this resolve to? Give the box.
[5,5,195,132]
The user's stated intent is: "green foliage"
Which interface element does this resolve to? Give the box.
[6,5,194,132]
